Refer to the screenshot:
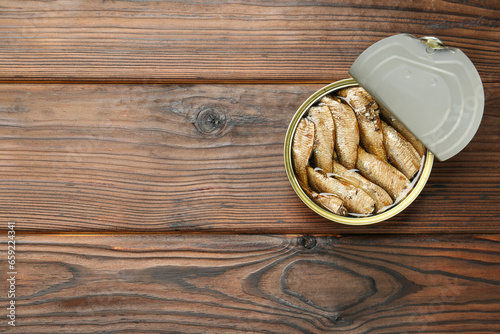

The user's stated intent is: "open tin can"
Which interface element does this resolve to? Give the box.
[284,34,484,225]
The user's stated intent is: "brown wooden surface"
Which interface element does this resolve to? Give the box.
[0,0,498,83]
[0,83,498,234]
[1,234,499,333]
[0,0,499,333]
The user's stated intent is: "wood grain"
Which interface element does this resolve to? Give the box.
[1,233,498,333]
[0,83,498,233]
[0,1,498,332]
[0,0,498,83]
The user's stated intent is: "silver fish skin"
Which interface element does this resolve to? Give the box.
[306,189,348,216]
[307,166,375,215]
[332,161,393,212]
[381,121,421,180]
[321,95,359,169]
[338,87,387,161]
[356,147,412,201]
[308,105,335,173]
[292,118,315,189]
[380,108,426,157]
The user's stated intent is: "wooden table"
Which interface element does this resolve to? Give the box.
[1,1,499,333]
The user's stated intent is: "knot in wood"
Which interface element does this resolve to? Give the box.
[298,236,317,250]
[195,106,227,137]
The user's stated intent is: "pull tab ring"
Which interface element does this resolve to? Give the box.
[420,36,446,53]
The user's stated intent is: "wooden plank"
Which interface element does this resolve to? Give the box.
[0,0,498,83]
[0,83,498,233]
[1,233,499,333]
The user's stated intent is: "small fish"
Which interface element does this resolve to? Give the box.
[332,161,393,212]
[307,189,348,216]
[321,95,359,169]
[307,166,375,215]
[292,118,315,189]
[308,105,335,173]
[380,108,426,157]
[381,121,421,180]
[356,147,412,201]
[338,87,387,161]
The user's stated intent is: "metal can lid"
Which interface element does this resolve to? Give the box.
[349,33,484,161]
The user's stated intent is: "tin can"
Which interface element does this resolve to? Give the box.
[284,34,483,225]
[284,78,434,225]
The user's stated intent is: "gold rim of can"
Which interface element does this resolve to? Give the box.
[284,78,434,225]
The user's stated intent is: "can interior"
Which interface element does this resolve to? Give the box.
[284,78,434,225]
